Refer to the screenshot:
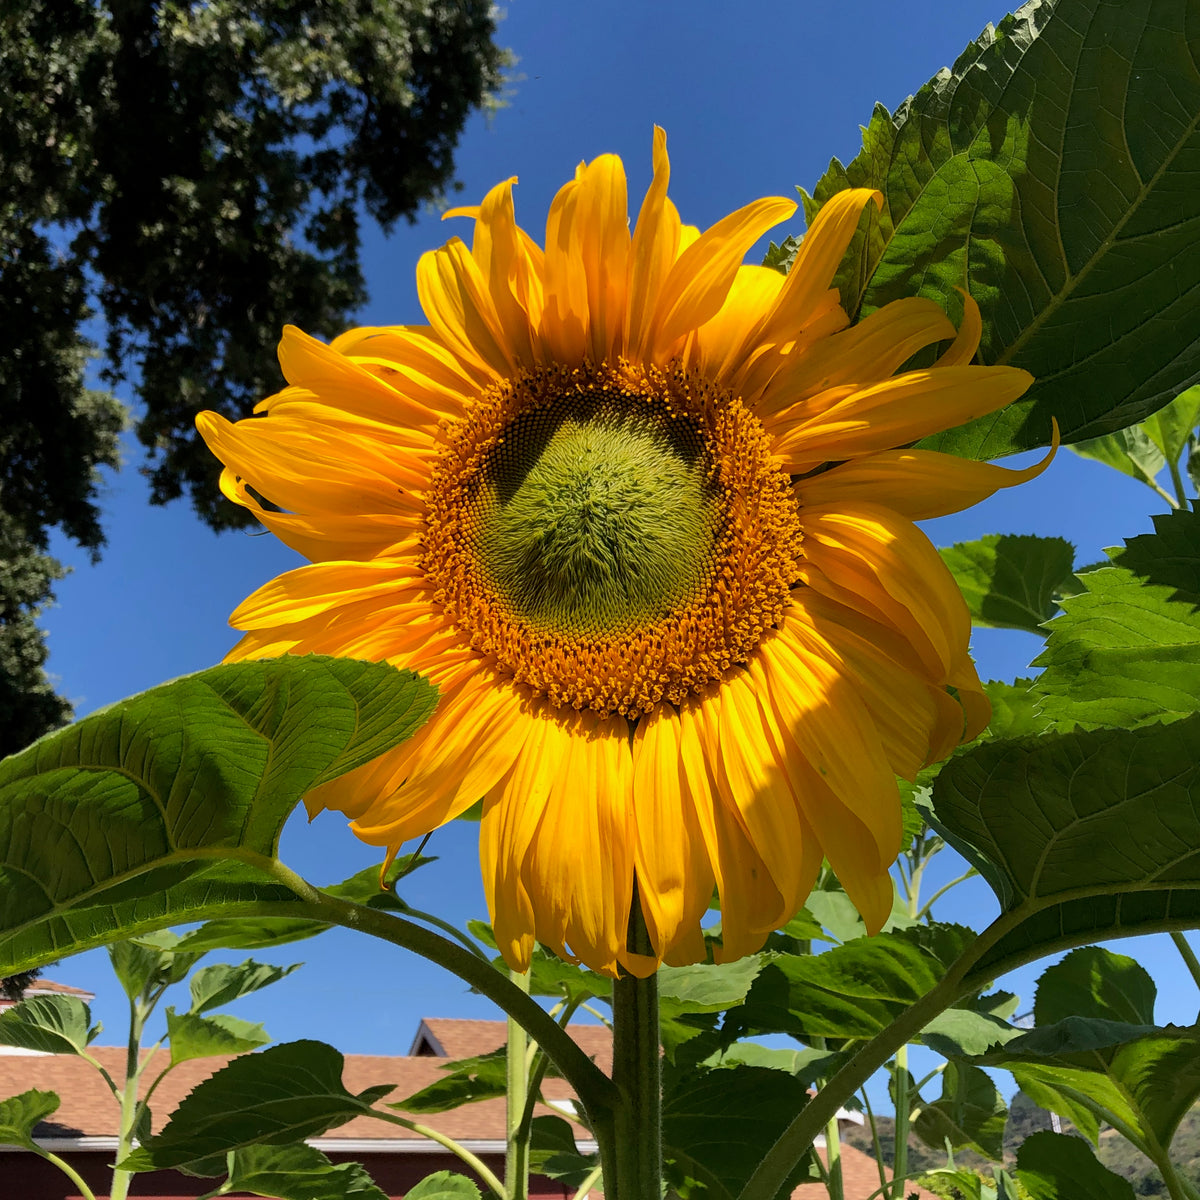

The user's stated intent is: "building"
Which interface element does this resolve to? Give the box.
[0,983,933,1199]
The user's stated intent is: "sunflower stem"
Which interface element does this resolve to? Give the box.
[506,967,531,1200]
[606,900,662,1200]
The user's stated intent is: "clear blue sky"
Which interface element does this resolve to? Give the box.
[39,0,1197,1078]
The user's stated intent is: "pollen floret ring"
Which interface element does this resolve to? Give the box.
[422,359,804,717]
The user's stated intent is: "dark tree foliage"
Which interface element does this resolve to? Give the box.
[0,0,506,754]
[0,968,43,1001]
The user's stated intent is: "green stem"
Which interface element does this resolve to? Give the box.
[891,1046,910,1200]
[1156,1152,1191,1200]
[108,997,148,1200]
[916,870,978,921]
[506,968,531,1200]
[736,965,967,1200]
[37,1148,99,1200]
[261,859,619,1119]
[606,901,661,1200]
[1169,457,1190,509]
[571,1163,604,1200]
[825,1112,844,1200]
[517,995,586,1148]
[372,1110,508,1199]
[1170,931,1200,1002]
[1149,479,1181,510]
[395,903,492,960]
[860,1089,890,1200]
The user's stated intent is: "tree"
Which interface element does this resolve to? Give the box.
[0,0,507,753]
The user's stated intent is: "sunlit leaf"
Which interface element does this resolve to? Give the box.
[0,656,436,975]
[166,1009,271,1065]
[940,536,1075,634]
[189,960,302,1015]
[0,995,99,1056]
[1142,385,1200,467]
[1069,427,1165,490]
[0,1089,59,1147]
[799,0,1200,457]
[1034,512,1200,728]
[928,714,1200,982]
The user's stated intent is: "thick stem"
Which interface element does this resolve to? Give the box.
[607,902,661,1200]
[506,968,531,1200]
[824,1113,844,1200]
[261,859,619,1119]
[890,1047,910,1200]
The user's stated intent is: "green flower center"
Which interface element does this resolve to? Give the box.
[470,391,720,636]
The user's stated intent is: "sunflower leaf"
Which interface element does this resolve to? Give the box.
[662,1063,820,1197]
[0,1089,60,1148]
[798,0,1200,457]
[166,1009,272,1065]
[1034,509,1200,729]
[0,995,99,1056]
[926,712,1200,983]
[0,656,437,976]
[405,1173,482,1200]
[390,1048,508,1115]
[1142,384,1200,468]
[1069,427,1166,490]
[118,1040,395,1172]
[1014,1131,1135,1200]
[224,1142,390,1200]
[912,1061,1007,1161]
[939,535,1075,634]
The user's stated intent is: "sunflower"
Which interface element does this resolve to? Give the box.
[199,128,1049,978]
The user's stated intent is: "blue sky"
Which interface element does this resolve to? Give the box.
[37,0,1198,1084]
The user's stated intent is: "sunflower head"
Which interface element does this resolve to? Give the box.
[199,128,1047,977]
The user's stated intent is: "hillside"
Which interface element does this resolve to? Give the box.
[842,1092,1200,1196]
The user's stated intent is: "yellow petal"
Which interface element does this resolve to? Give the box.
[799,502,972,682]
[752,622,901,864]
[650,195,797,357]
[416,239,513,378]
[757,296,955,421]
[933,288,983,367]
[758,189,881,341]
[773,366,1034,472]
[626,126,681,361]
[573,154,631,362]
[632,703,716,961]
[538,176,589,365]
[800,436,1057,521]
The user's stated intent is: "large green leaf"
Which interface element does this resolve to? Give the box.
[728,924,973,1042]
[224,1142,389,1200]
[165,1009,272,1065]
[912,1062,1007,1161]
[1035,509,1200,727]
[173,854,437,953]
[528,1115,599,1190]
[985,1020,1200,1158]
[0,656,436,975]
[939,536,1075,634]
[0,1089,60,1148]
[0,995,99,1055]
[391,1049,507,1115]
[1032,947,1157,1027]
[798,0,1200,457]
[1014,1131,1135,1200]
[662,1063,818,1199]
[119,1040,395,1172]
[928,714,1200,981]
